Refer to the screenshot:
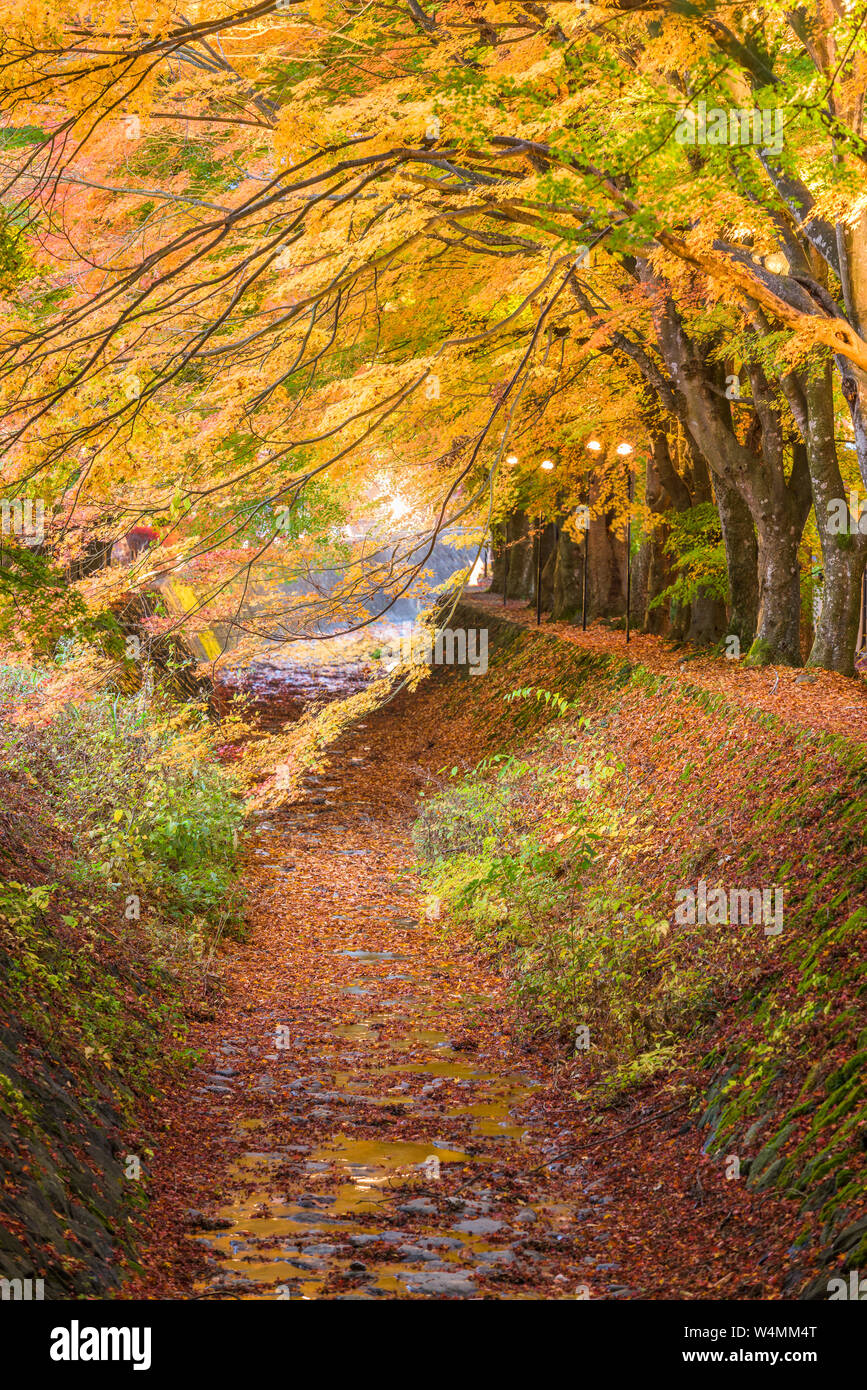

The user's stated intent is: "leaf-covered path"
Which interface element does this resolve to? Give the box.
[125,674,811,1301]
[464,595,867,744]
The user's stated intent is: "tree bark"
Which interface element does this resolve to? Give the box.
[552,523,584,621]
[810,547,866,672]
[749,522,803,666]
[489,510,536,601]
[803,366,867,673]
[636,266,809,663]
[715,474,759,649]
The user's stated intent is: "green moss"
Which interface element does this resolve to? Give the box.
[0,1072,37,1124]
[454,602,867,1274]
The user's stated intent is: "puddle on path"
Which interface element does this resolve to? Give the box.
[190,1008,543,1299]
[184,723,601,1302]
[188,956,551,1299]
[339,950,409,962]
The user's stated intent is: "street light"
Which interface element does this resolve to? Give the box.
[618,442,634,642]
[582,439,634,636]
[582,440,603,628]
[536,458,554,624]
[575,502,590,630]
[502,456,519,605]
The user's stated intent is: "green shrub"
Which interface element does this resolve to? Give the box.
[417,723,676,1058]
[414,695,729,1071]
[1,671,245,953]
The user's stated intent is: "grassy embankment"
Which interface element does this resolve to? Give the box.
[415,606,867,1293]
[0,668,244,1296]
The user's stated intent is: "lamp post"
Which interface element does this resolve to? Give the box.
[583,440,602,630]
[537,459,555,625]
[504,455,518,608]
[616,441,634,642]
[577,499,590,629]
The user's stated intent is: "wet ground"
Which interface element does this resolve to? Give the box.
[181,723,605,1301]
[210,622,427,724]
[129,666,811,1301]
[212,641,375,723]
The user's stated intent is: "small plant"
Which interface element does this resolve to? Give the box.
[648,502,728,616]
[414,719,720,1071]
[504,686,581,719]
[3,674,246,955]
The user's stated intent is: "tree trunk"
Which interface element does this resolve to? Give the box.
[552,523,584,621]
[715,475,759,648]
[489,511,535,601]
[586,507,626,621]
[747,520,803,666]
[803,366,867,673]
[632,535,652,630]
[539,523,558,612]
[638,266,807,663]
[686,589,727,645]
[642,522,674,633]
[489,522,508,596]
[810,546,866,672]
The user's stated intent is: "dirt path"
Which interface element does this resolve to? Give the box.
[463,593,867,746]
[126,676,810,1301]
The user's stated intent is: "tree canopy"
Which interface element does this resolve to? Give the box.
[2,0,867,672]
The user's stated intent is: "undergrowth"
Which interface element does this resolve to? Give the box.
[419,606,867,1282]
[0,666,245,1088]
[414,692,734,1089]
